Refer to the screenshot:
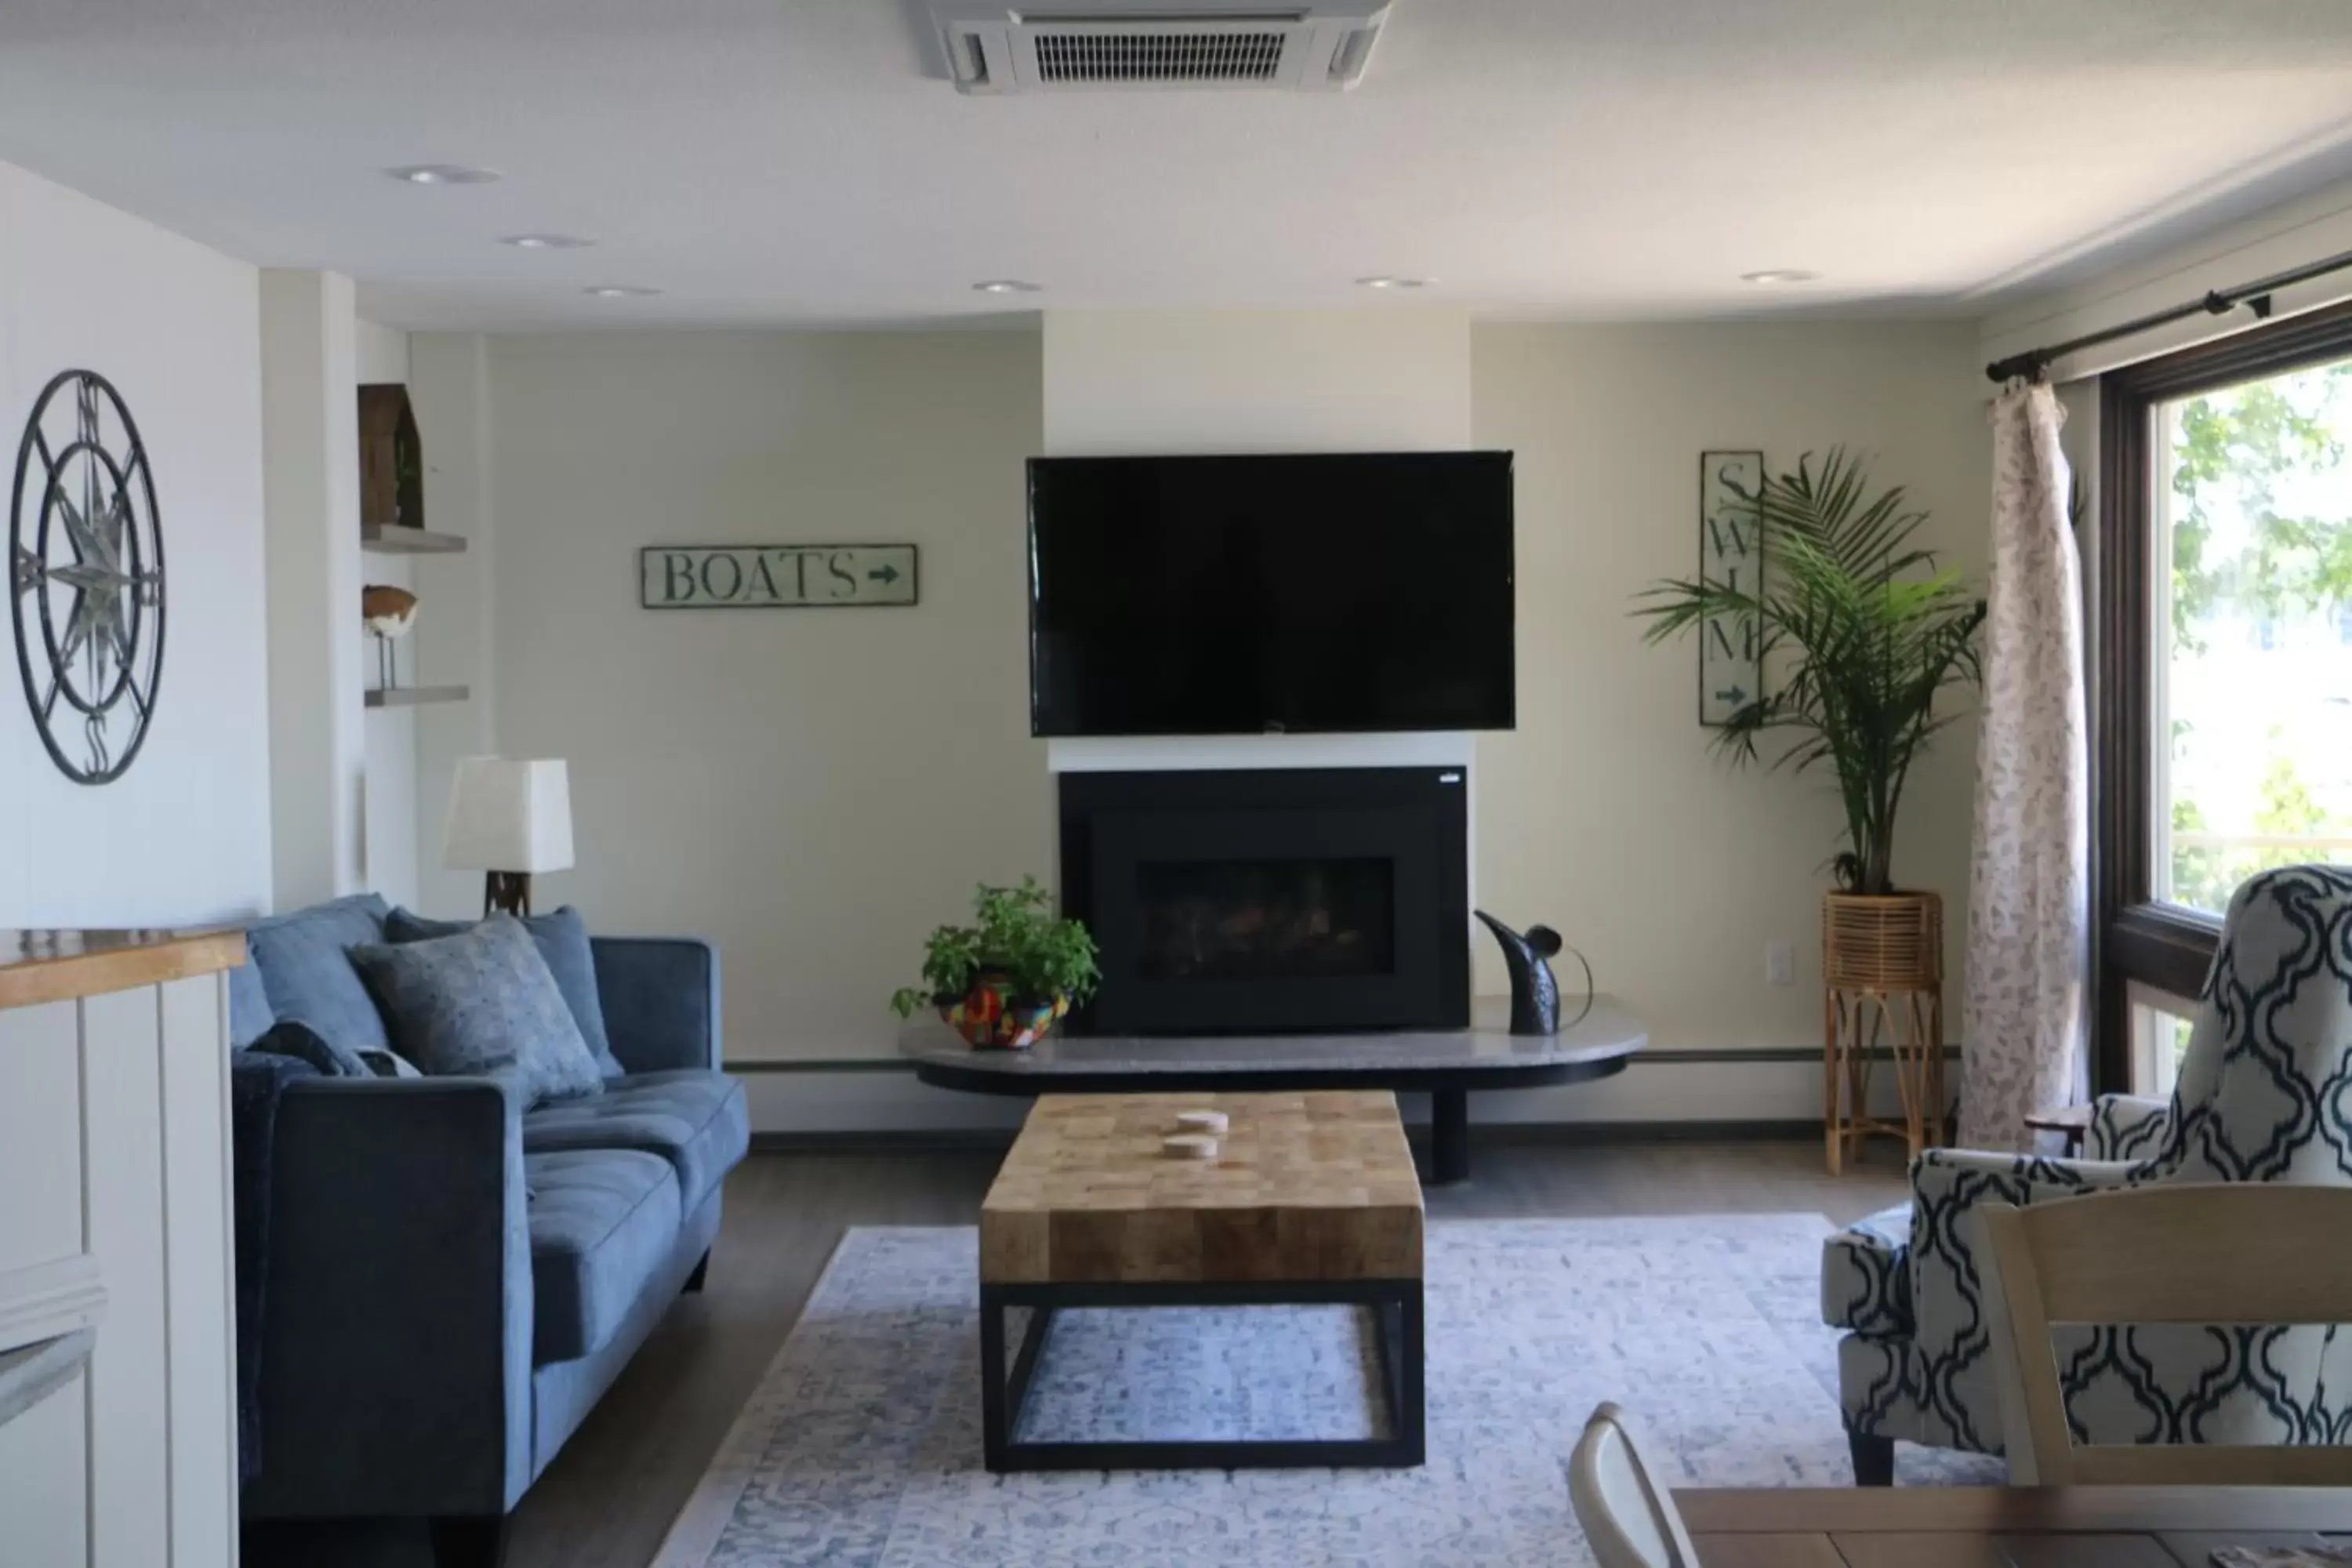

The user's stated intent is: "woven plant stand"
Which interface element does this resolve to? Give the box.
[1821,889,1945,1174]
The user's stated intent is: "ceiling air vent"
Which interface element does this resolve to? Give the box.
[929,3,1391,96]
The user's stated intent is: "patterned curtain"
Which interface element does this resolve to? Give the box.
[1958,382,2089,1150]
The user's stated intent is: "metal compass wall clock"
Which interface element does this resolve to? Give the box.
[10,369,165,784]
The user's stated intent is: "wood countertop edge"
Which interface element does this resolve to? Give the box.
[0,929,248,1011]
[1672,1485,2352,1533]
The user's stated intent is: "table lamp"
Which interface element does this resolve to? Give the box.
[442,757,573,916]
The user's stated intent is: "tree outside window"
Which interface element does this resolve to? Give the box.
[2156,359,2352,915]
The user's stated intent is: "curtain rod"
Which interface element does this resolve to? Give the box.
[1983,244,2352,384]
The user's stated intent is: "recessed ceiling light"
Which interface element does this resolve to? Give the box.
[1356,275,1434,290]
[500,233,595,250]
[971,279,1042,295]
[583,285,660,299]
[387,164,500,187]
[1740,269,1820,285]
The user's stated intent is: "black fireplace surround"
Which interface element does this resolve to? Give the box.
[1058,768,1470,1035]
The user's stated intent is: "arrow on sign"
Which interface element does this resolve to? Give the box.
[1715,686,1748,706]
[868,564,900,584]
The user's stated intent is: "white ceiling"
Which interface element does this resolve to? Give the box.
[2,0,2351,331]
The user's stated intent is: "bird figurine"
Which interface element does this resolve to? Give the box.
[361,584,419,691]
[1473,909,1592,1036]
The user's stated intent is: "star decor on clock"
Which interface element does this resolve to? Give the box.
[10,370,165,784]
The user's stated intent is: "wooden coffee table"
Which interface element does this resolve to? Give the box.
[977,1090,1426,1472]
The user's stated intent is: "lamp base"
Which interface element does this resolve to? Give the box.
[483,871,534,918]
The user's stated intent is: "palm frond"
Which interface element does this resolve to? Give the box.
[1632,445,1984,894]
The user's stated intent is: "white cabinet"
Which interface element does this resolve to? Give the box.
[0,933,243,1568]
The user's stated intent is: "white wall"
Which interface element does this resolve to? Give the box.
[1042,309,1472,453]
[354,318,408,385]
[0,159,271,925]
[434,330,1048,1061]
[260,270,365,910]
[1472,321,1990,1066]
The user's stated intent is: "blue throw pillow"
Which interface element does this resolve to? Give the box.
[349,914,605,1104]
[242,893,394,1054]
[385,906,622,1079]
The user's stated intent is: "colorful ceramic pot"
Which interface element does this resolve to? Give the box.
[938,977,1064,1050]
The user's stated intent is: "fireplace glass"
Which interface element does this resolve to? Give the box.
[1134,857,1397,982]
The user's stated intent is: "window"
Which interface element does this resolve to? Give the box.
[2126,984,2197,1100]
[2150,360,2352,916]
[2099,303,2352,1092]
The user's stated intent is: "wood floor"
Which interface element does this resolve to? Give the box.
[241,1136,1910,1568]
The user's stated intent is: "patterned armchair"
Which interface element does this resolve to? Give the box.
[1820,865,2352,1483]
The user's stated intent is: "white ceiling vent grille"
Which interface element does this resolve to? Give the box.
[931,4,1391,95]
[1034,27,1287,85]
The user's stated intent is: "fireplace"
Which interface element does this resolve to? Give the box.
[1058,768,1469,1034]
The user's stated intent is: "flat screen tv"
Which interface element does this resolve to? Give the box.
[1028,451,1515,737]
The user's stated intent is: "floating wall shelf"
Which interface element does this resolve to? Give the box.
[361,525,467,556]
[364,685,470,710]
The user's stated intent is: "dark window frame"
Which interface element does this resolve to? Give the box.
[2094,299,2352,1091]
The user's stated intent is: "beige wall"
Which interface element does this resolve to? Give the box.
[1471,321,1991,1058]
[434,316,1994,1119]
[432,330,1049,1062]
[408,332,499,921]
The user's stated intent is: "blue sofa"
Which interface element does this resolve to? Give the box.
[230,895,750,1567]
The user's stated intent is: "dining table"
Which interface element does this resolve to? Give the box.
[1675,1486,2352,1566]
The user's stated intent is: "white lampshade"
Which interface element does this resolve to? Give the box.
[442,757,575,874]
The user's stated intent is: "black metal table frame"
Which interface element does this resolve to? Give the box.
[912,1058,1632,1185]
[978,1277,1427,1472]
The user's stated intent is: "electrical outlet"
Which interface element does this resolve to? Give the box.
[1765,941,1795,986]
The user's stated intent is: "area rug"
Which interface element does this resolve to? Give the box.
[655,1217,1998,1567]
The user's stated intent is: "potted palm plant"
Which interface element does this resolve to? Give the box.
[1635,448,1985,998]
[889,877,1101,1049]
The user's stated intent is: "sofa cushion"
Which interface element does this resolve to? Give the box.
[1821,1203,1912,1336]
[350,915,606,1105]
[524,1149,682,1364]
[388,906,623,1080]
[243,893,393,1055]
[521,1069,748,1213]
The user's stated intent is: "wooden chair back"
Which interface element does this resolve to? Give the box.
[1979,1185,2352,1486]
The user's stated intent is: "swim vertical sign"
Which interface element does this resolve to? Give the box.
[639,544,919,609]
[1697,452,1764,726]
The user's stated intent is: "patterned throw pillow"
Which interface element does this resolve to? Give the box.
[245,1018,374,1078]
[348,914,604,1103]
[384,906,622,1078]
[354,1047,423,1079]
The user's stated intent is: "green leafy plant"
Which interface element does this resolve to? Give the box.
[889,876,1102,1017]
[1635,448,1986,896]
[2169,368,2352,653]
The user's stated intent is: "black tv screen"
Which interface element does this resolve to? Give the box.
[1028,451,1515,737]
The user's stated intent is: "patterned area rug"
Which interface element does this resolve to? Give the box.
[657,1218,1998,1567]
